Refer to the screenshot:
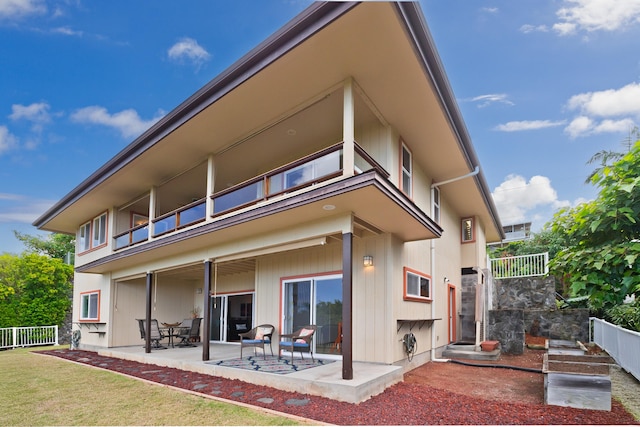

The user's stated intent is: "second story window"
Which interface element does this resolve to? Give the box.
[401,140,412,197]
[461,217,475,243]
[78,212,108,254]
[433,187,440,223]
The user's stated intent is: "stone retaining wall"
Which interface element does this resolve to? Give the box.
[488,276,589,353]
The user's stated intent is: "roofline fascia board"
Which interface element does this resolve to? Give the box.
[32,1,359,228]
[393,2,504,238]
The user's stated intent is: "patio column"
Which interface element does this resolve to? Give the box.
[342,77,355,178]
[145,271,153,353]
[202,259,212,361]
[342,232,353,379]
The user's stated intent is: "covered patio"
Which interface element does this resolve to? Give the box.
[99,342,403,403]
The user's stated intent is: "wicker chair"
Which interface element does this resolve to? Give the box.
[239,324,275,359]
[278,325,317,363]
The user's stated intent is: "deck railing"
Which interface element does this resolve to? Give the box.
[489,252,549,279]
[590,317,640,382]
[113,141,388,251]
[0,325,59,349]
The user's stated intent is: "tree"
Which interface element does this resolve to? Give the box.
[13,231,75,262]
[0,253,73,327]
[550,140,640,311]
[585,126,638,183]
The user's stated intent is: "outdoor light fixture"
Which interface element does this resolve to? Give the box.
[363,255,374,267]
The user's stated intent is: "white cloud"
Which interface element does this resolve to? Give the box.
[0,125,18,154]
[469,93,514,108]
[566,82,640,117]
[494,120,566,132]
[10,102,51,124]
[520,24,549,33]
[0,193,55,224]
[71,106,163,139]
[554,0,640,35]
[564,82,640,137]
[167,37,211,68]
[51,26,83,37]
[481,7,498,14]
[492,174,569,225]
[0,0,46,20]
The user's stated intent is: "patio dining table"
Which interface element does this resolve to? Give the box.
[160,322,181,348]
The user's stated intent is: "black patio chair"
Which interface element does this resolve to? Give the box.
[175,317,202,347]
[136,318,167,349]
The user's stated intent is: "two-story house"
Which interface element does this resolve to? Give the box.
[34,1,503,382]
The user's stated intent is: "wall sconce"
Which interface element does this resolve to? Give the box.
[196,288,203,294]
[363,255,374,267]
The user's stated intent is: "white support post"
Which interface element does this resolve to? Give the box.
[148,186,157,238]
[206,154,215,220]
[343,77,355,177]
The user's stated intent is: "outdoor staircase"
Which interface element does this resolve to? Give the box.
[442,341,501,361]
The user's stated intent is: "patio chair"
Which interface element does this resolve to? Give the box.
[239,324,274,359]
[175,317,202,347]
[278,325,317,363]
[136,318,167,349]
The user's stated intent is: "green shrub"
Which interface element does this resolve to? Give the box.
[605,299,640,332]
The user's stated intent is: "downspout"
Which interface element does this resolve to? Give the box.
[430,166,481,362]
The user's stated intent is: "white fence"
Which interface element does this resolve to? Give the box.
[489,252,549,279]
[0,325,59,349]
[590,317,640,382]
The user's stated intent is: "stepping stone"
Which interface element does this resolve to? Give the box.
[285,398,310,406]
[231,391,244,397]
[193,384,208,390]
[257,398,274,404]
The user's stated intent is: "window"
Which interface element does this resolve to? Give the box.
[432,186,440,223]
[461,217,475,243]
[80,290,100,321]
[78,222,91,252]
[77,211,108,253]
[92,213,107,248]
[400,141,412,197]
[404,267,432,302]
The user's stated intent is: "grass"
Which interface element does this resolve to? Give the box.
[0,346,307,426]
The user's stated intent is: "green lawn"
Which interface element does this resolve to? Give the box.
[0,346,306,426]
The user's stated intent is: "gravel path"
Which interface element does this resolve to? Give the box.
[38,349,639,425]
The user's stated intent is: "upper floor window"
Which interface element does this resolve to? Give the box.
[403,267,432,302]
[400,140,412,197]
[80,290,100,321]
[432,187,440,223]
[78,212,108,254]
[461,217,475,243]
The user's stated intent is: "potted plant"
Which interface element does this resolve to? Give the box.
[190,306,201,318]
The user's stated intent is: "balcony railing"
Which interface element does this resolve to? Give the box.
[113,141,387,251]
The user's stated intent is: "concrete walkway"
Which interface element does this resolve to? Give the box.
[100,343,403,403]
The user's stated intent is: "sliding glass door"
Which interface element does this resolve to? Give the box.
[209,293,254,342]
[282,274,342,356]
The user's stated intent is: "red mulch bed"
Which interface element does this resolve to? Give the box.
[37,348,637,425]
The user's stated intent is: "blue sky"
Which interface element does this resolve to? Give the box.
[1,0,640,254]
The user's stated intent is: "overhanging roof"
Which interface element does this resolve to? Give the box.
[33,1,503,242]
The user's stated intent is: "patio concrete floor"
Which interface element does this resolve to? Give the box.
[99,343,403,403]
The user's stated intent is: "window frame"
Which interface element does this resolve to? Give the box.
[403,267,432,302]
[79,290,100,321]
[400,139,412,198]
[461,217,475,243]
[77,211,108,254]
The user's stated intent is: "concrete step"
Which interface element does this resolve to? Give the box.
[442,342,501,361]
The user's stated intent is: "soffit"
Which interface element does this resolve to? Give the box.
[40,2,498,240]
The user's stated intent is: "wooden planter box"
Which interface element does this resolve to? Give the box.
[543,353,612,411]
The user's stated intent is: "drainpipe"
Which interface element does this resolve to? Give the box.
[430,166,481,362]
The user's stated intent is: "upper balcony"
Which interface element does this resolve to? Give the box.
[112,141,388,252]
